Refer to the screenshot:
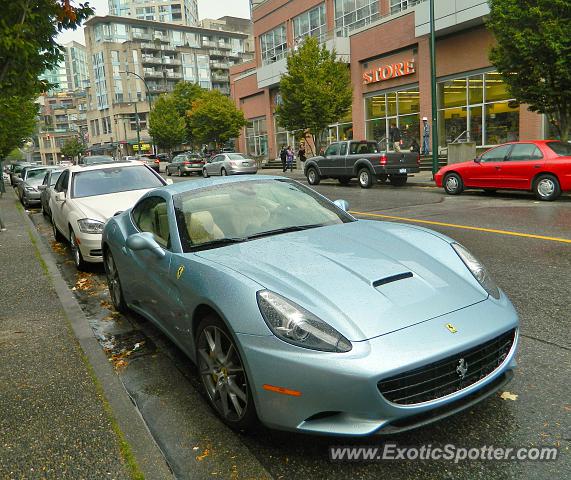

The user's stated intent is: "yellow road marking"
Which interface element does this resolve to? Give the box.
[350,211,571,244]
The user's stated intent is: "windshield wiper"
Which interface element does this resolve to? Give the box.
[244,224,324,241]
[190,237,246,251]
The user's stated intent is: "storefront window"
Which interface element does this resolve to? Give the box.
[245,117,269,159]
[365,87,420,150]
[437,71,518,147]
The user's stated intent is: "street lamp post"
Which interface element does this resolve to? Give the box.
[120,70,154,154]
[429,0,439,177]
[133,101,141,155]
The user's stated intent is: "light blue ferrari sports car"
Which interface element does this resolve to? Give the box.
[102,176,519,436]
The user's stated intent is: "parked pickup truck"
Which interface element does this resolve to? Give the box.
[304,140,420,188]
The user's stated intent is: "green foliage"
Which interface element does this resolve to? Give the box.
[487,0,571,140]
[0,1,93,98]
[149,94,187,152]
[6,148,24,161]
[187,90,247,146]
[171,81,204,141]
[275,36,352,155]
[0,96,38,159]
[60,136,85,160]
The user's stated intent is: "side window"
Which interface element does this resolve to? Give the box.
[508,144,542,161]
[324,143,339,156]
[480,145,512,163]
[54,170,69,192]
[132,196,171,249]
[531,147,543,160]
[339,143,348,155]
[42,172,50,186]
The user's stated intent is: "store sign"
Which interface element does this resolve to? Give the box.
[133,143,151,151]
[363,60,416,85]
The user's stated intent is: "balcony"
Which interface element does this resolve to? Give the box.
[162,58,181,65]
[211,72,229,81]
[414,0,489,37]
[164,71,182,79]
[143,70,164,79]
[132,33,152,41]
[141,56,162,64]
[210,61,230,69]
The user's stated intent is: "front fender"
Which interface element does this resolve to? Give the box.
[304,160,322,176]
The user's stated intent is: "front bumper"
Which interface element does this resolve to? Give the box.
[76,232,103,263]
[23,190,41,204]
[238,296,518,436]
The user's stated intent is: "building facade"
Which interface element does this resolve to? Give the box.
[108,0,199,26]
[36,91,89,164]
[200,16,255,53]
[84,15,253,155]
[40,41,89,94]
[231,0,544,161]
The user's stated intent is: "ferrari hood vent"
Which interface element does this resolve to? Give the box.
[372,272,413,288]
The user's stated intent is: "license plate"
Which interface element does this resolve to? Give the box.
[242,162,250,166]
[191,164,201,168]
[399,168,407,173]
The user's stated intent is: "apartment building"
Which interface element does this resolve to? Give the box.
[40,41,89,94]
[36,91,89,164]
[84,15,253,155]
[231,0,545,161]
[108,0,199,26]
[200,16,255,53]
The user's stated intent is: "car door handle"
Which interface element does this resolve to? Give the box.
[495,166,501,170]
[533,165,541,168]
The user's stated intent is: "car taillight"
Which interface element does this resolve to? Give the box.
[154,159,160,164]
[379,155,388,165]
[182,161,190,165]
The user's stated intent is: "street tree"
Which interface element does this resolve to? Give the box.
[60,137,85,161]
[171,81,204,141]
[0,96,38,159]
[487,0,571,140]
[187,90,246,147]
[275,36,352,155]
[0,1,93,98]
[148,94,187,154]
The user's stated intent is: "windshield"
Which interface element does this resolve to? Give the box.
[227,154,247,160]
[349,142,380,154]
[546,141,571,156]
[174,179,354,251]
[72,165,164,198]
[81,156,115,165]
[26,169,49,183]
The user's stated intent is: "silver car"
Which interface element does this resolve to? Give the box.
[16,166,57,208]
[202,153,257,177]
[167,153,205,176]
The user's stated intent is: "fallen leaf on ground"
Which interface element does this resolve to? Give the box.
[196,448,210,461]
[113,359,128,370]
[500,391,518,401]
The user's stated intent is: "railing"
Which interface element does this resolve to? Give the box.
[452,130,471,143]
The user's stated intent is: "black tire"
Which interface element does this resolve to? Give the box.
[202,168,209,178]
[52,216,65,242]
[389,174,408,187]
[338,177,351,186]
[306,167,320,185]
[221,168,228,176]
[533,174,561,201]
[196,314,257,430]
[104,249,128,313]
[70,230,87,271]
[443,173,464,195]
[378,174,388,183]
[41,203,48,218]
[166,168,171,177]
[357,167,374,189]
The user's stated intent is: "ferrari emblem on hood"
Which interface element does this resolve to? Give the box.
[446,323,458,334]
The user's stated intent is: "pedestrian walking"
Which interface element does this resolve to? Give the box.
[297,143,306,164]
[389,123,402,152]
[279,145,287,172]
[286,146,294,172]
[422,116,430,155]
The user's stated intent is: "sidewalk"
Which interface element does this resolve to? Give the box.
[259,168,437,186]
[0,188,170,479]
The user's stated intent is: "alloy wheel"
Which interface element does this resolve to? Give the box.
[359,170,369,186]
[105,252,123,310]
[197,325,248,422]
[537,178,555,198]
[446,176,459,191]
[70,232,83,269]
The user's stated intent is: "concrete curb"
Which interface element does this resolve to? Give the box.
[20,207,174,480]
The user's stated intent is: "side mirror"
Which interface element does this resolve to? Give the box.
[165,179,173,185]
[333,199,349,212]
[55,191,66,202]
[38,185,47,191]
[14,177,23,184]
[126,232,165,258]
[474,155,482,163]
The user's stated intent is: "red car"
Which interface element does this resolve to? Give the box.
[435,140,571,201]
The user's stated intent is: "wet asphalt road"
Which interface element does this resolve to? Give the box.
[28,175,570,480]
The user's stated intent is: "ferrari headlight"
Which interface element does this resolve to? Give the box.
[77,218,105,234]
[25,186,36,192]
[257,290,352,353]
[452,243,500,299]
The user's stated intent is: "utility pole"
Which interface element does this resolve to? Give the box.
[430,0,439,177]
[134,101,141,155]
[121,70,154,154]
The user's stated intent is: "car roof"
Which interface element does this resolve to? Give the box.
[67,161,145,172]
[154,175,287,197]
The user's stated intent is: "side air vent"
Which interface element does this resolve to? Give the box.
[113,211,124,216]
[372,272,413,288]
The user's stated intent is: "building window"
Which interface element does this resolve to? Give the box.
[328,109,353,142]
[437,71,518,147]
[365,87,420,150]
[260,25,287,65]
[245,117,268,158]
[334,0,380,36]
[390,0,423,15]
[293,3,327,45]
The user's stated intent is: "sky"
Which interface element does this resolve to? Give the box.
[58,0,251,45]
